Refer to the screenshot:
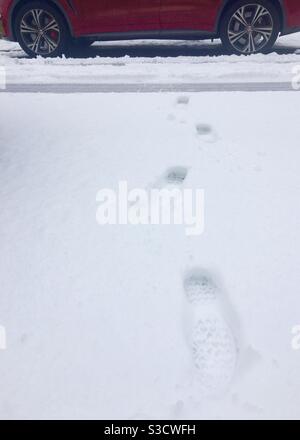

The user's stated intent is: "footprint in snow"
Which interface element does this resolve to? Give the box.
[183,268,238,396]
[196,123,217,143]
[150,166,189,190]
[177,95,190,105]
[165,166,188,185]
[129,166,189,209]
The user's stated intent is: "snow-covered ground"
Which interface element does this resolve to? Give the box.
[1,33,300,85]
[1,33,300,420]
[1,91,300,420]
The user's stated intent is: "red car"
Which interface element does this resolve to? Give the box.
[0,0,300,57]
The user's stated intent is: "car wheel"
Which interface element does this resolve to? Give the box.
[15,2,69,57]
[220,0,280,55]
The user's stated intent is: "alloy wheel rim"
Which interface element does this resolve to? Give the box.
[20,9,61,55]
[228,4,274,53]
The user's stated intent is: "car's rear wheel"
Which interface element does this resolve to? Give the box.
[14,2,69,57]
[220,0,280,55]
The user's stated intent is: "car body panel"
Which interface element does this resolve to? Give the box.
[1,0,300,41]
[71,1,160,34]
[282,0,300,30]
[160,0,223,31]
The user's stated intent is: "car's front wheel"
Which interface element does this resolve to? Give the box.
[15,1,69,57]
[220,0,280,55]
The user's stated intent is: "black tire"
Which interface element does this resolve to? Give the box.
[220,0,280,55]
[14,1,70,57]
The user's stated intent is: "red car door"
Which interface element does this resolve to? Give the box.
[160,0,222,32]
[72,0,161,34]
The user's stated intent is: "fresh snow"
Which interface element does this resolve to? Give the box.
[1,34,300,85]
[1,91,300,419]
[1,32,300,420]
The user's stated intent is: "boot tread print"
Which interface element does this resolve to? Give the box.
[184,268,238,396]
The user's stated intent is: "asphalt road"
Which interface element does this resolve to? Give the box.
[0,81,297,93]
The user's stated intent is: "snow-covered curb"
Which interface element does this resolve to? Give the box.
[1,34,300,85]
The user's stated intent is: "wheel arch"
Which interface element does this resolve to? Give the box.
[216,0,284,35]
[9,0,74,40]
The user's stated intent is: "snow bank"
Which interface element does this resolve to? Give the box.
[1,35,300,85]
